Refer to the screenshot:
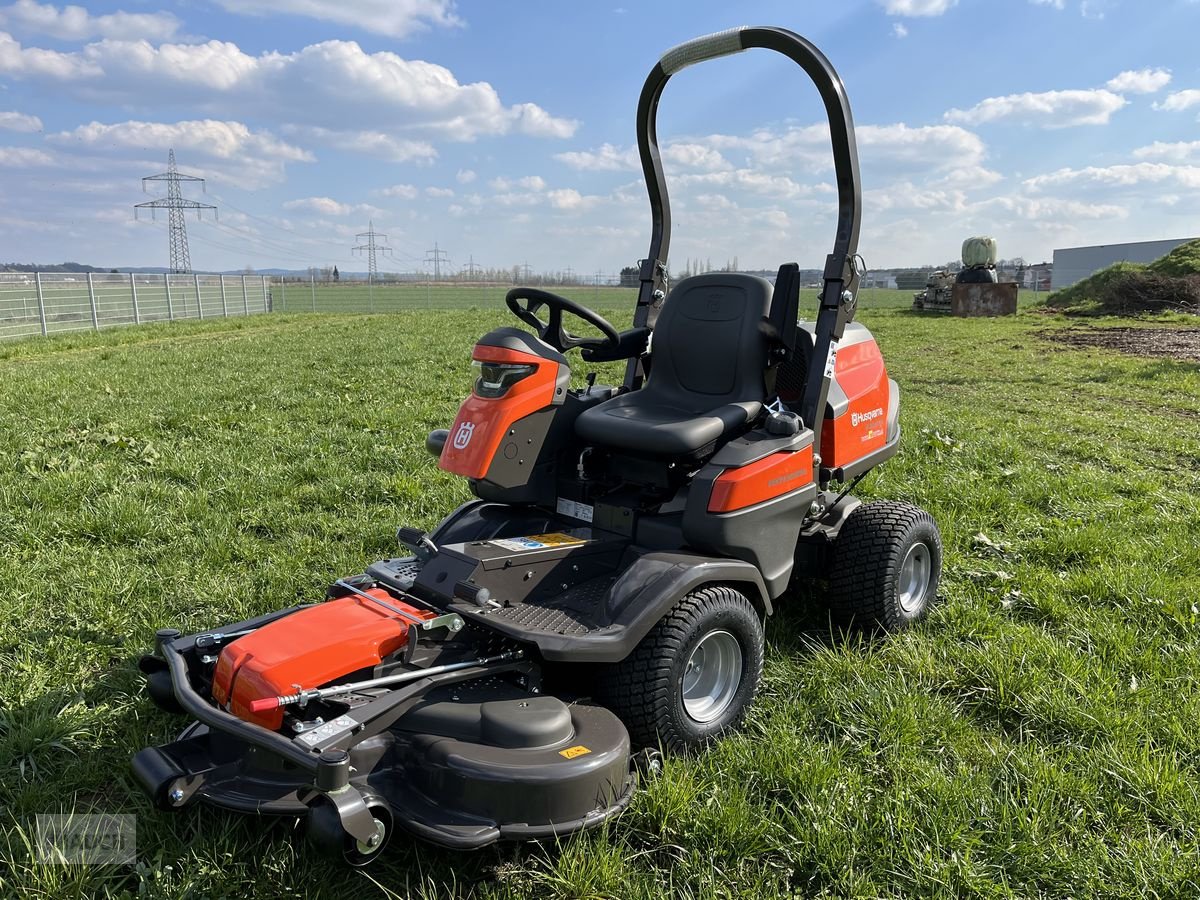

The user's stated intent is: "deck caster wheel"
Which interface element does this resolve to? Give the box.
[826,500,942,632]
[633,748,664,780]
[146,668,184,715]
[595,585,763,754]
[306,794,393,868]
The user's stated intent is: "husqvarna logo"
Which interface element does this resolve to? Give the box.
[851,407,884,427]
[452,422,475,450]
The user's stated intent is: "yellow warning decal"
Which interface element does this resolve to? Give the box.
[491,532,586,552]
[559,745,592,759]
[530,532,586,547]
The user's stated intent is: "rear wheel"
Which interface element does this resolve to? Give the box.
[826,500,941,632]
[595,586,763,753]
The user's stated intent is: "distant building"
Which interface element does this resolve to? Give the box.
[1025,262,1053,291]
[862,271,898,289]
[1052,238,1198,290]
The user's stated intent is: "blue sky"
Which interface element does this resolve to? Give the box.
[1,0,1199,275]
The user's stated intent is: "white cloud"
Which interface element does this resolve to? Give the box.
[1029,0,1064,8]
[48,118,314,188]
[554,140,729,173]
[0,0,180,42]
[676,168,816,200]
[425,186,455,197]
[378,183,418,199]
[1106,68,1172,94]
[705,122,987,178]
[982,194,1127,221]
[547,188,601,211]
[285,126,436,163]
[1155,89,1200,112]
[0,145,52,165]
[554,143,638,171]
[213,0,461,39]
[1132,140,1200,163]
[456,168,476,184]
[510,102,579,139]
[0,109,40,131]
[877,0,956,14]
[283,196,354,216]
[866,182,967,214]
[662,142,730,171]
[489,174,547,191]
[1024,162,1200,190]
[945,89,1126,127]
[0,35,578,145]
[0,29,98,78]
[892,22,909,38]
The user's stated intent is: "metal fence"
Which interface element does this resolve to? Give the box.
[0,272,271,340]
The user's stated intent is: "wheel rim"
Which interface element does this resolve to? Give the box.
[898,542,933,614]
[353,818,386,859]
[681,630,742,724]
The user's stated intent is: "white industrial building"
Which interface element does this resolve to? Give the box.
[1052,237,1198,290]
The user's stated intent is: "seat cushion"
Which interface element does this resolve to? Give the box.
[575,394,761,456]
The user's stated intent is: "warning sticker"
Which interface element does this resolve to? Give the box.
[559,745,592,759]
[556,497,594,523]
[823,339,840,379]
[490,532,586,552]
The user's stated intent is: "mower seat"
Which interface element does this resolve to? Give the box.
[575,273,773,456]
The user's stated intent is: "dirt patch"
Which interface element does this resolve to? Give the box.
[1043,327,1200,362]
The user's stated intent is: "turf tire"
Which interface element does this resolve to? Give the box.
[595,585,763,753]
[826,500,941,632]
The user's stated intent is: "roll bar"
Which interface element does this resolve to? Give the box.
[628,25,863,457]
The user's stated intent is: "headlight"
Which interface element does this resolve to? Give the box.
[473,360,537,398]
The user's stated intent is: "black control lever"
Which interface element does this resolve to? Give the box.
[396,527,438,562]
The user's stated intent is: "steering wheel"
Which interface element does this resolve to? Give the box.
[505,287,621,353]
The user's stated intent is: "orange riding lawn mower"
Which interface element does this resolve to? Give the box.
[133,26,941,865]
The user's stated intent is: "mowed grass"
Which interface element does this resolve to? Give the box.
[1,298,1198,898]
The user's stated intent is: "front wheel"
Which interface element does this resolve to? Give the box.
[306,794,393,868]
[595,586,764,753]
[826,500,942,632]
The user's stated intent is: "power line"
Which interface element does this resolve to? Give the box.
[425,242,449,281]
[462,254,482,280]
[134,149,216,274]
[352,221,393,284]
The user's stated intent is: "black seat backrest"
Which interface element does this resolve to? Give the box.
[644,273,773,411]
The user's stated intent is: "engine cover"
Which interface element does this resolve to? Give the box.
[211,591,435,730]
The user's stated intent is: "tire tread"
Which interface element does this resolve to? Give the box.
[595,585,762,752]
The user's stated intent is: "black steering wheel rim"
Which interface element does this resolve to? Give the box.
[504,287,620,353]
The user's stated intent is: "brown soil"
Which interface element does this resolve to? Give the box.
[1043,327,1200,362]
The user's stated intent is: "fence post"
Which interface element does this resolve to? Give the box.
[281,279,286,311]
[261,275,269,312]
[87,272,99,330]
[165,274,174,320]
[35,271,47,336]
[311,273,316,312]
[219,274,228,317]
[130,273,141,325]
[193,272,203,319]
[241,275,249,315]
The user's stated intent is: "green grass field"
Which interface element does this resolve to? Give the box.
[1,299,1198,898]
[269,283,928,314]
